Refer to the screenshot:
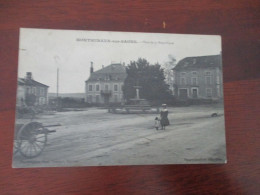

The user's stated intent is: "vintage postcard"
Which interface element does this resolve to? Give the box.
[13,28,226,167]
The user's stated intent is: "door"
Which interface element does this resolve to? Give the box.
[104,96,109,105]
[192,88,198,98]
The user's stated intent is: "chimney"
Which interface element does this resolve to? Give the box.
[90,62,94,74]
[26,72,32,80]
[102,65,104,69]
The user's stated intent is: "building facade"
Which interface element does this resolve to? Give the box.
[17,72,49,106]
[85,63,127,105]
[172,55,223,100]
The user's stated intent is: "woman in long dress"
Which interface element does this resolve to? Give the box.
[160,104,169,130]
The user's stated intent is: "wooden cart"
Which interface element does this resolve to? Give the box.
[13,122,60,158]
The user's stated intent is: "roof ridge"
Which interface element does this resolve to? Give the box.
[93,63,125,74]
[180,54,221,60]
[86,63,127,82]
[18,77,49,87]
[173,55,221,70]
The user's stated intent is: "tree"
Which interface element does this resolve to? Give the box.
[123,58,173,105]
[162,54,176,94]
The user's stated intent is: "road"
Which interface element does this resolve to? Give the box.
[13,105,226,167]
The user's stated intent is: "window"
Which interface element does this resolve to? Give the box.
[181,77,186,85]
[205,76,212,85]
[191,72,198,85]
[96,84,100,91]
[32,87,36,95]
[180,72,186,85]
[205,71,212,85]
[192,71,197,75]
[181,72,186,76]
[105,84,109,90]
[192,77,198,85]
[88,84,93,91]
[114,84,118,92]
[205,71,211,76]
[206,88,212,97]
[40,88,45,96]
[26,87,31,94]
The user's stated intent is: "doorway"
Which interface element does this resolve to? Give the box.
[192,88,198,98]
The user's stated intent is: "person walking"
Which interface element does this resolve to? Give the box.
[160,104,169,130]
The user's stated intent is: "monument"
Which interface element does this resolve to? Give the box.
[109,84,159,114]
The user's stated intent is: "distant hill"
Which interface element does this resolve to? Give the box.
[48,93,85,99]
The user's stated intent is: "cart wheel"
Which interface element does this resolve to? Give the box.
[17,122,47,158]
[13,140,19,155]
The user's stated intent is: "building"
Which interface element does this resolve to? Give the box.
[172,55,223,100]
[85,63,127,105]
[17,72,49,106]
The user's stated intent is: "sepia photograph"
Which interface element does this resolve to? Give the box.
[13,28,226,167]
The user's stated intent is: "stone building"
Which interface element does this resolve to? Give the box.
[17,72,49,106]
[85,63,127,105]
[172,55,223,100]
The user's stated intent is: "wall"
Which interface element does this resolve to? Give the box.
[174,67,223,99]
[85,81,124,104]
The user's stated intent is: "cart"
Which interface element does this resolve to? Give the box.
[13,121,60,158]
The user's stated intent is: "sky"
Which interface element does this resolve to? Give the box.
[18,28,221,93]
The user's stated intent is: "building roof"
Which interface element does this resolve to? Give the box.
[173,55,222,71]
[18,78,49,88]
[86,63,127,82]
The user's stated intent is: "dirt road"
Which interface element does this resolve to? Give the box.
[13,105,226,167]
